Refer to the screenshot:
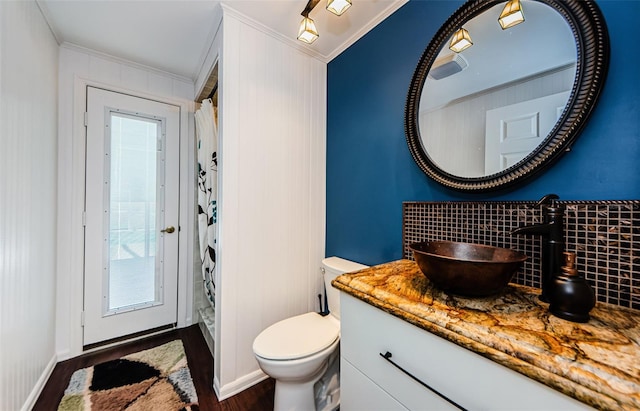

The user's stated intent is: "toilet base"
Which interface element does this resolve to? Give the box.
[273,361,329,411]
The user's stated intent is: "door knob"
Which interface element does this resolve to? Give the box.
[161,226,175,234]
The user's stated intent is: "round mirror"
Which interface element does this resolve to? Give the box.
[405,0,609,192]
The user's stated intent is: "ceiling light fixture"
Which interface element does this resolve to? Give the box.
[449,28,473,53]
[326,0,352,16]
[297,15,319,44]
[498,0,525,29]
[297,0,351,44]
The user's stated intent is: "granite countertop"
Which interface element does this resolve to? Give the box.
[332,259,640,411]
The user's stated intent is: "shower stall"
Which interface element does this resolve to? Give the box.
[194,62,218,355]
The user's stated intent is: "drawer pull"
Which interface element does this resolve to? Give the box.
[379,351,468,411]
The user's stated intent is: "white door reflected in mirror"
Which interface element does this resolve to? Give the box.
[484,91,570,176]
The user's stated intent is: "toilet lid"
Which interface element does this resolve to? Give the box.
[253,312,339,360]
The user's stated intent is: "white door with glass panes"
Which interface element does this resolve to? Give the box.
[84,86,180,345]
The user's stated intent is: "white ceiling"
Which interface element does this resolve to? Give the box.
[37,0,407,80]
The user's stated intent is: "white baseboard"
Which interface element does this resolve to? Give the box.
[56,348,71,362]
[214,369,269,401]
[21,354,57,411]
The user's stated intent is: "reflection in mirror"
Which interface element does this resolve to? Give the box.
[405,0,609,192]
[419,0,576,178]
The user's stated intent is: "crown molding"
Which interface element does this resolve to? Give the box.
[35,0,63,45]
[59,42,193,83]
[326,0,408,61]
[221,3,328,63]
[220,0,407,63]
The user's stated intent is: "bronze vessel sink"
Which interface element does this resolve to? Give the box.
[409,241,527,297]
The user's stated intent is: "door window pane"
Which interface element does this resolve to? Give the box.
[108,113,161,310]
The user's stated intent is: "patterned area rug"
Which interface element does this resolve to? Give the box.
[58,340,199,410]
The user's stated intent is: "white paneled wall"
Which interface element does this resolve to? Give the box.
[56,44,196,359]
[212,7,327,399]
[0,1,59,409]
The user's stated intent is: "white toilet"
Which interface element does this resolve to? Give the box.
[252,257,368,411]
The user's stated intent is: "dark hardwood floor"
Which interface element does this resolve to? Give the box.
[34,325,275,410]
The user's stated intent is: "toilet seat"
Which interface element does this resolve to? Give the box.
[253,312,339,361]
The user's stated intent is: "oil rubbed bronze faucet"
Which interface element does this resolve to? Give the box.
[510,194,565,302]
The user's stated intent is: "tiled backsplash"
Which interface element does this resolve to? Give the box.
[403,200,640,311]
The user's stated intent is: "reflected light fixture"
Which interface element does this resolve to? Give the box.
[297,15,319,44]
[449,28,473,53]
[499,0,525,29]
[327,0,352,16]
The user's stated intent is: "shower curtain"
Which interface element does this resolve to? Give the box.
[195,98,217,310]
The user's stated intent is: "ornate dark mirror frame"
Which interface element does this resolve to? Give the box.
[405,0,609,192]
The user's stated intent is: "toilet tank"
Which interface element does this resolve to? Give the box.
[321,257,368,320]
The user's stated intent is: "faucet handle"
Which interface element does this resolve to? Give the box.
[535,194,559,207]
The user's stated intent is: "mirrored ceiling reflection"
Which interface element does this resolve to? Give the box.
[418,0,577,178]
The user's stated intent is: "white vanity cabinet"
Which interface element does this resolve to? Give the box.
[340,293,590,410]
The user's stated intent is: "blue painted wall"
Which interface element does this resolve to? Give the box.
[326,0,640,266]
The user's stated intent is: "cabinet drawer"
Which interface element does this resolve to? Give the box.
[340,293,589,410]
[341,358,408,411]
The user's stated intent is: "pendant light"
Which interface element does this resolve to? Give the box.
[297,15,319,44]
[326,0,352,16]
[498,0,525,30]
[449,28,473,53]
